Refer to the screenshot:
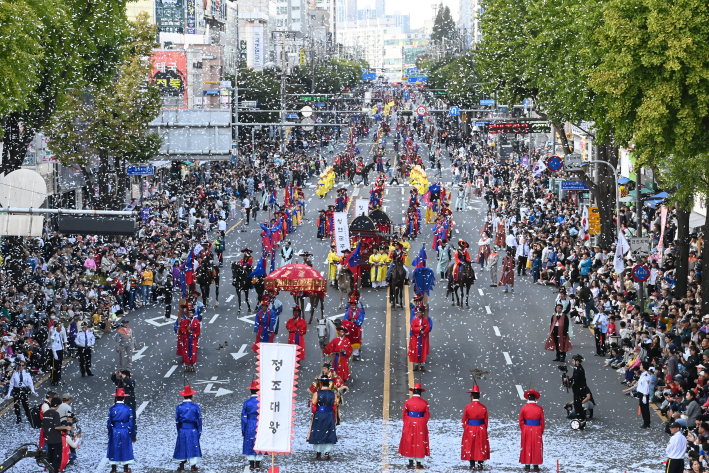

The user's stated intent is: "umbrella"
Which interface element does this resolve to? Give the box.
[264,263,327,295]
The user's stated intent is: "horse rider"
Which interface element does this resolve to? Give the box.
[452,240,472,282]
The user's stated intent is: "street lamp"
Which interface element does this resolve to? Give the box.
[272,30,298,154]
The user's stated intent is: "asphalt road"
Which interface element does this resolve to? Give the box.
[0,124,669,473]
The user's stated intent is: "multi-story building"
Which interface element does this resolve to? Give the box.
[270,0,306,31]
[337,18,399,71]
[382,33,430,82]
[459,0,482,46]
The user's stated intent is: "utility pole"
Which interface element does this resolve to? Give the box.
[272,31,297,154]
[636,165,645,312]
[233,5,239,163]
[310,27,316,93]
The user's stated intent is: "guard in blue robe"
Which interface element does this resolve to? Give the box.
[241,381,263,470]
[107,389,135,472]
[252,298,279,353]
[307,378,338,460]
[173,386,202,471]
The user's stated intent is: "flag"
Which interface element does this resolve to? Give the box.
[179,245,200,296]
[250,256,266,278]
[614,232,630,275]
[343,242,361,273]
[411,246,427,268]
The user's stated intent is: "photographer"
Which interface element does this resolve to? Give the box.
[568,354,590,420]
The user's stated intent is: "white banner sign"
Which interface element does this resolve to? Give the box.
[255,343,297,454]
[252,24,264,70]
[333,211,350,257]
[354,198,369,217]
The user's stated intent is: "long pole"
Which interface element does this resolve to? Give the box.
[234,6,239,162]
[280,33,286,154]
[636,165,645,312]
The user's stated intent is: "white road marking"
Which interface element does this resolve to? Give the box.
[353,187,360,196]
[305,303,311,312]
[516,385,526,400]
[455,229,460,234]
[503,352,513,365]
[383,206,387,212]
[145,316,176,327]
[401,187,404,195]
[385,189,389,195]
[164,365,179,378]
[231,344,249,361]
[136,401,149,418]
[132,346,148,361]
[485,306,492,314]
[209,313,220,324]
[493,326,501,336]
[226,295,234,303]
[478,289,484,296]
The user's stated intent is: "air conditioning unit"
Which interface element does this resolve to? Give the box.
[193,62,203,69]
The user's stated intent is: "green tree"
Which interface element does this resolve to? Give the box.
[0,0,130,175]
[0,0,42,130]
[477,0,620,249]
[431,4,457,45]
[47,13,162,208]
[591,0,709,307]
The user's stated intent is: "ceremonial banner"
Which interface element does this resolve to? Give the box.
[354,198,369,217]
[255,343,298,454]
[334,211,350,256]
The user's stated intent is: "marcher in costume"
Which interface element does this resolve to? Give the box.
[106,388,135,473]
[173,385,202,471]
[519,389,544,471]
[323,324,353,381]
[286,306,307,360]
[241,381,263,470]
[307,377,338,460]
[408,305,431,371]
[545,305,571,362]
[461,385,490,470]
[399,383,430,469]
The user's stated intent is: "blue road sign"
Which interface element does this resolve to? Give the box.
[547,156,563,172]
[286,114,298,119]
[449,106,460,116]
[126,166,154,176]
[632,264,650,283]
[560,180,588,190]
[480,99,495,106]
[404,91,410,99]
[475,122,487,126]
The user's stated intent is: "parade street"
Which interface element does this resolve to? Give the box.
[0,136,667,473]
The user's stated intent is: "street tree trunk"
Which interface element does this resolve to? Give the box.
[0,114,35,176]
[97,150,112,209]
[552,120,618,249]
[702,200,709,314]
[675,204,691,299]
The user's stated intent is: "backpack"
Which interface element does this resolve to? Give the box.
[29,401,47,429]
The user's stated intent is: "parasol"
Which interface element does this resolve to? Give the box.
[264,263,327,295]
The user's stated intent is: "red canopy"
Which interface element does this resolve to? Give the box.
[264,264,326,294]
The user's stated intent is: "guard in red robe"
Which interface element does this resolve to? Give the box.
[494,220,506,247]
[398,383,430,469]
[461,385,490,470]
[544,306,572,362]
[323,324,353,381]
[342,292,365,359]
[519,389,544,471]
[498,251,515,292]
[179,312,201,372]
[408,305,430,371]
[286,306,307,360]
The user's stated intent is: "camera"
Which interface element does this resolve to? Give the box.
[558,365,571,390]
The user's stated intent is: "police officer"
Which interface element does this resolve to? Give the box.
[75,322,95,377]
[569,354,588,420]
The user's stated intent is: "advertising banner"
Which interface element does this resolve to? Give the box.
[155,0,184,33]
[254,343,298,454]
[151,51,187,109]
[253,24,264,70]
[186,0,196,33]
[333,211,351,256]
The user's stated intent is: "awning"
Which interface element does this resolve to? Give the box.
[151,160,171,169]
[618,177,631,185]
[627,188,654,198]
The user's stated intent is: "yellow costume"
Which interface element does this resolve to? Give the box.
[369,253,390,287]
[327,251,341,282]
[402,241,411,266]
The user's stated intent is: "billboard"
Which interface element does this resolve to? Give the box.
[186,0,196,33]
[253,24,264,70]
[155,0,184,33]
[151,51,188,109]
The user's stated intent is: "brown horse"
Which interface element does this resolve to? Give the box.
[389,259,406,309]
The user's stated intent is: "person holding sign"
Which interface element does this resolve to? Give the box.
[307,376,338,460]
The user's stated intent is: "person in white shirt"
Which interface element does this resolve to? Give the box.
[636,361,652,428]
[665,422,686,473]
[5,361,36,424]
[243,197,251,225]
[218,218,227,232]
[75,323,96,377]
[49,325,65,386]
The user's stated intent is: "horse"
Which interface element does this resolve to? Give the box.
[388,258,406,309]
[354,162,376,185]
[446,261,476,307]
[292,292,325,324]
[252,276,265,304]
[231,262,253,313]
[336,264,353,309]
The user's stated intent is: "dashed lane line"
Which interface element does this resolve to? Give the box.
[164,365,179,378]
[485,306,492,314]
[503,352,513,365]
[493,326,501,337]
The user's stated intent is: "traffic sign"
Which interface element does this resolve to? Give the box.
[629,237,651,257]
[404,91,410,100]
[301,117,314,131]
[480,99,495,106]
[286,113,298,119]
[126,166,154,176]
[564,153,583,171]
[449,106,459,116]
[632,264,650,283]
[301,106,313,118]
[588,207,601,235]
[547,156,563,172]
[560,180,588,190]
[416,105,427,116]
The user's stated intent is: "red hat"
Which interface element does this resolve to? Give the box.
[467,385,481,394]
[458,239,469,249]
[261,297,270,305]
[409,383,426,392]
[413,293,424,301]
[524,389,541,400]
[112,388,130,397]
[247,380,259,391]
[180,385,197,397]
